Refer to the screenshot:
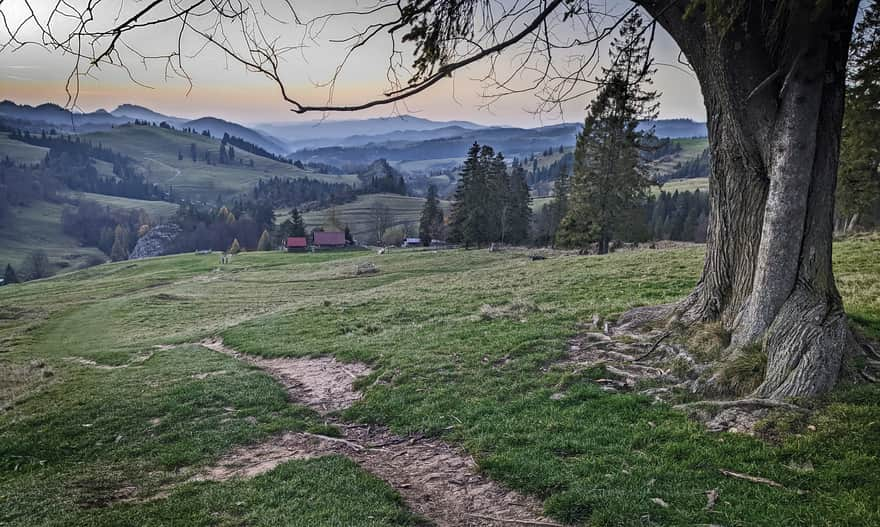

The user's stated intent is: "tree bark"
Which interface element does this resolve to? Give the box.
[635,1,860,398]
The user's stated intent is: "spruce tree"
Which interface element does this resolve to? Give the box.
[838,0,880,230]
[556,11,656,253]
[505,161,533,244]
[449,143,483,247]
[290,208,306,237]
[419,184,442,246]
[4,263,19,284]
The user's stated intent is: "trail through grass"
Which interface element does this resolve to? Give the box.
[1,237,878,526]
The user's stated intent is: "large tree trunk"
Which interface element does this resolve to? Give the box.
[636,1,860,398]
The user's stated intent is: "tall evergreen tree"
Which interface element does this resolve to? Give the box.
[838,0,880,231]
[505,160,532,244]
[4,263,19,284]
[419,184,443,246]
[449,143,485,248]
[556,11,657,253]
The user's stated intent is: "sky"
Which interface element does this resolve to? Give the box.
[0,0,706,128]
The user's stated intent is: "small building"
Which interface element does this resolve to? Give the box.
[402,237,422,248]
[286,236,308,252]
[312,231,346,249]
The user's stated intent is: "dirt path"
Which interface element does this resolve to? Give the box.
[199,338,562,527]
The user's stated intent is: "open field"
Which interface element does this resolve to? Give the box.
[0,201,105,274]
[1,235,878,525]
[654,177,709,195]
[0,132,49,164]
[298,193,451,242]
[81,126,359,200]
[650,137,709,175]
[63,192,180,219]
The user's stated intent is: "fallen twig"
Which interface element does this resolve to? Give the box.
[719,469,784,488]
[719,469,808,494]
[463,513,564,526]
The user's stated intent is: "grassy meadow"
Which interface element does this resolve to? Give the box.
[297,193,452,242]
[1,236,878,526]
[0,201,106,274]
[81,126,358,200]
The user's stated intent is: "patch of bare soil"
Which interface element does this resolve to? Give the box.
[198,338,561,527]
[200,338,371,413]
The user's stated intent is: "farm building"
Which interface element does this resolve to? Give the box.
[312,231,346,249]
[286,237,308,252]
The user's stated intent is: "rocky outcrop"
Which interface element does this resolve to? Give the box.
[129,224,182,260]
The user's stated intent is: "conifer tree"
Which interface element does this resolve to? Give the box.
[4,263,19,284]
[449,143,484,247]
[556,11,656,253]
[419,184,443,246]
[505,161,533,244]
[838,0,880,230]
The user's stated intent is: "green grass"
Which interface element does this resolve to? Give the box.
[62,192,180,219]
[298,193,451,242]
[0,132,49,164]
[82,126,358,200]
[653,177,709,195]
[0,200,105,274]
[650,137,709,176]
[1,237,878,526]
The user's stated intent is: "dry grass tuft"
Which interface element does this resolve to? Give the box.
[686,322,731,362]
[715,344,767,396]
[479,299,540,321]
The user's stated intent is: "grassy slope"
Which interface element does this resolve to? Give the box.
[0,133,49,164]
[0,201,105,273]
[82,126,358,200]
[298,193,451,241]
[63,192,180,219]
[1,236,878,526]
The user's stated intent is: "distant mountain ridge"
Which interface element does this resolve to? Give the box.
[257,115,489,150]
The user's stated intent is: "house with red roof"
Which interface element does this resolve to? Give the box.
[286,237,307,252]
[312,231,346,249]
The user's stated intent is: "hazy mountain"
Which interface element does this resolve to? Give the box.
[183,116,288,155]
[637,119,707,139]
[258,115,488,150]
[111,104,186,126]
[0,100,126,128]
[292,123,580,166]
[290,118,706,172]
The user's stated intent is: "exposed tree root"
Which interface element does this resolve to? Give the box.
[673,398,808,413]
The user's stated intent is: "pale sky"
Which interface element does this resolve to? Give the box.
[0,0,705,127]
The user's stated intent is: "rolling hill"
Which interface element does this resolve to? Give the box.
[80,125,357,201]
[0,201,106,274]
[296,193,451,243]
[183,117,288,155]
